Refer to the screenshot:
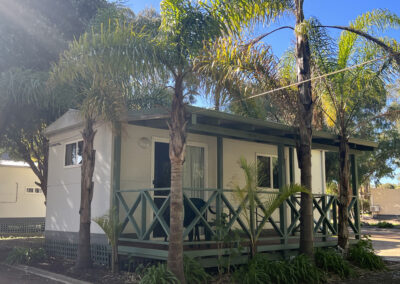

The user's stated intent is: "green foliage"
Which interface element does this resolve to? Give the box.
[234,157,309,257]
[234,254,326,284]
[290,255,326,284]
[212,213,243,276]
[183,256,210,284]
[93,207,123,272]
[139,263,179,284]
[376,221,394,228]
[6,247,47,265]
[348,236,386,270]
[315,248,354,279]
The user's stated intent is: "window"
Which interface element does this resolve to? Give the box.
[65,141,83,166]
[183,145,205,199]
[257,155,279,189]
[26,187,41,194]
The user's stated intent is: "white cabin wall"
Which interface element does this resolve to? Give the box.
[0,165,44,218]
[45,123,113,234]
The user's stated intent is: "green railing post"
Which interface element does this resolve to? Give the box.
[333,197,338,234]
[351,154,360,239]
[278,144,288,253]
[322,195,327,242]
[141,192,147,240]
[216,137,223,227]
[112,122,122,235]
[289,147,297,235]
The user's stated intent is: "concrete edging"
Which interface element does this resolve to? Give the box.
[12,264,91,284]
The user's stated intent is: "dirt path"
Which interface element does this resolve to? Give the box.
[362,227,400,261]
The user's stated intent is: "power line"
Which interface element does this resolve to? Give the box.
[199,55,387,112]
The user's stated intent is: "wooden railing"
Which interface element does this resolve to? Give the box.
[115,188,360,246]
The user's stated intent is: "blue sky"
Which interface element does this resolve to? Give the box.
[126,0,400,185]
[126,0,400,57]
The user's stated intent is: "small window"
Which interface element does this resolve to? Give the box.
[65,141,83,166]
[26,187,41,194]
[257,155,279,189]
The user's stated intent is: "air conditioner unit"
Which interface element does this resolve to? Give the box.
[370,205,380,212]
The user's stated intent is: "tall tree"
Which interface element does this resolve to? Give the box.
[0,0,109,199]
[49,20,143,269]
[202,0,400,256]
[309,10,400,250]
[157,2,225,282]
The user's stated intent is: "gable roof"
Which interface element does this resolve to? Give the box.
[44,109,82,136]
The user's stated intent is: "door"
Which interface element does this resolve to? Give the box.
[153,142,170,238]
[152,141,206,238]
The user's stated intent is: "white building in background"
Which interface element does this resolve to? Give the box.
[0,157,46,233]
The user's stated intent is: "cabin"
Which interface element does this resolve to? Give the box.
[0,156,45,234]
[44,106,375,265]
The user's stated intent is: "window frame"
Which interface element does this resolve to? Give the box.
[256,153,279,190]
[64,140,84,168]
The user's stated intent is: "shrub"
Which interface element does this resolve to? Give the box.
[6,247,47,265]
[348,237,386,271]
[183,256,210,284]
[139,263,179,284]
[376,221,394,228]
[290,254,326,284]
[315,248,354,279]
[233,253,325,284]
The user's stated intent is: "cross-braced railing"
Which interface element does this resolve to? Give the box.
[115,188,360,246]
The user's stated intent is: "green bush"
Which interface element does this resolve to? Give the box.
[290,254,326,284]
[139,263,179,284]
[376,221,394,228]
[5,247,47,265]
[348,237,386,271]
[233,254,325,284]
[315,248,354,279]
[183,256,210,284]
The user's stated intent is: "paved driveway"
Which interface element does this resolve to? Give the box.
[361,227,400,261]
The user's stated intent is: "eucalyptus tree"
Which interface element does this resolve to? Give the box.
[0,69,64,200]
[201,0,400,256]
[0,0,110,199]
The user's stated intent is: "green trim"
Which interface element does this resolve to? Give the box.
[216,137,223,226]
[112,122,121,215]
[278,144,288,250]
[124,106,377,151]
[351,154,360,239]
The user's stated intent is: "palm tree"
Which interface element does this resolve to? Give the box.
[310,10,399,250]
[157,2,225,282]
[201,0,400,256]
[49,23,142,269]
[235,157,309,257]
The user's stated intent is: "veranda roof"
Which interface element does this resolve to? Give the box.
[124,105,377,153]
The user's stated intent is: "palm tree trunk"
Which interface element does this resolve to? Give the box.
[167,74,186,284]
[295,0,314,257]
[338,133,350,251]
[75,118,96,270]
